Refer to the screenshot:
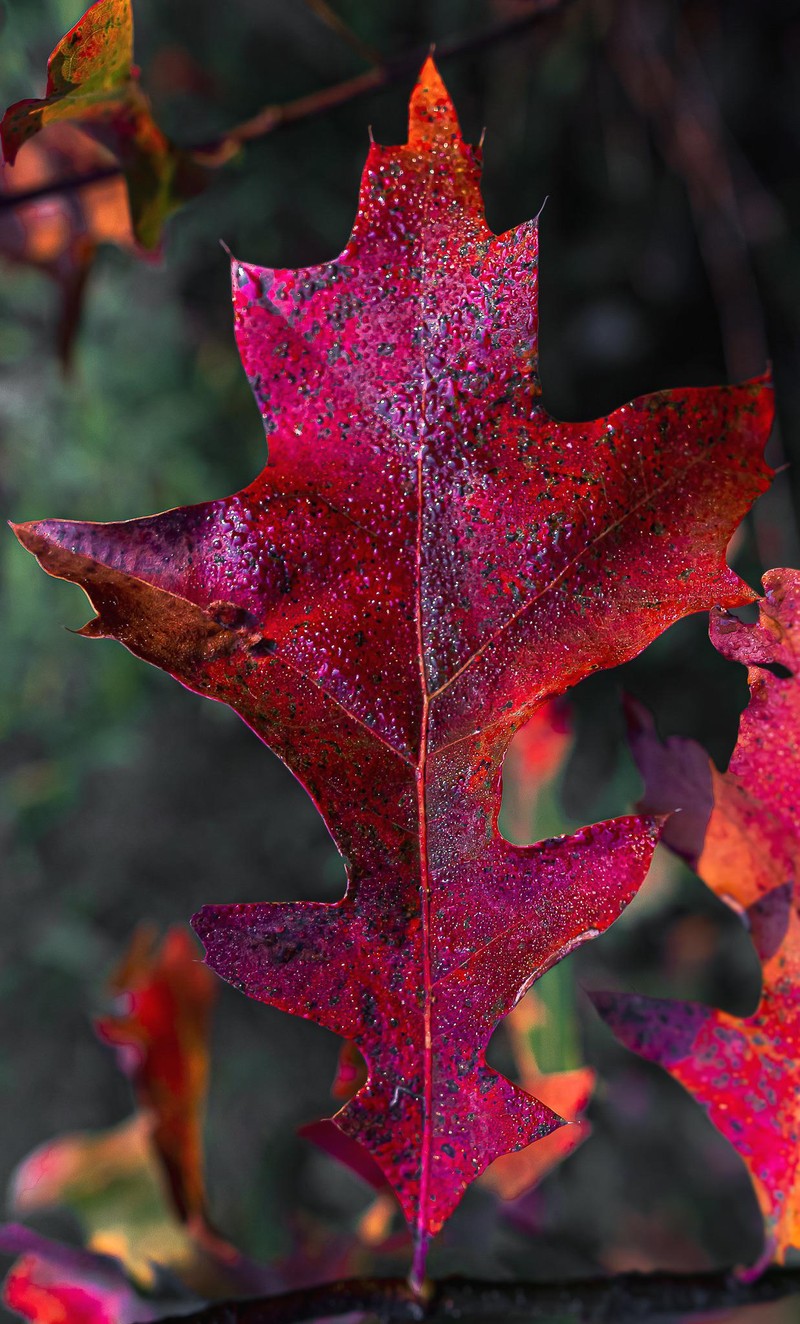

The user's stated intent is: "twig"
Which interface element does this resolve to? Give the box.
[0,0,572,211]
[0,163,122,211]
[607,0,768,381]
[606,0,800,565]
[301,0,383,69]
[148,1266,800,1324]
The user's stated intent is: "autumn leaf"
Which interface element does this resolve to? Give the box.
[13,59,773,1283]
[0,122,137,363]
[304,995,594,1252]
[0,1226,157,1324]
[9,1116,276,1302]
[594,567,800,1260]
[8,926,258,1298]
[311,996,594,1239]
[10,1114,202,1291]
[306,706,588,1229]
[483,994,594,1202]
[95,925,217,1234]
[0,0,206,249]
[501,697,573,844]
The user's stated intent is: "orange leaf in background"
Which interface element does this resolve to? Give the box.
[595,568,800,1261]
[0,122,136,362]
[95,925,216,1234]
[501,697,573,844]
[483,994,594,1202]
[0,0,205,249]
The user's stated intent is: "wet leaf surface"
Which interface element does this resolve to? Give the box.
[596,569,800,1259]
[13,60,774,1280]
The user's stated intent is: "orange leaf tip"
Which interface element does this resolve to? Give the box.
[407,57,463,151]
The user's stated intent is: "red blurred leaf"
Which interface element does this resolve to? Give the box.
[330,1038,370,1102]
[596,568,800,1260]
[300,1046,405,1252]
[0,0,206,249]
[299,1118,389,1195]
[0,1227,157,1324]
[505,699,572,788]
[502,697,572,843]
[7,927,267,1300]
[95,926,217,1234]
[13,60,773,1281]
[0,122,137,363]
[624,694,716,867]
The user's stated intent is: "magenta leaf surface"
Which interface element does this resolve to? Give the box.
[597,569,800,1260]
[13,60,774,1280]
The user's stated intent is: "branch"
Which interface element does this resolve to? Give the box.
[150,1266,800,1324]
[0,0,571,211]
[607,0,768,381]
[0,164,122,211]
[301,0,383,69]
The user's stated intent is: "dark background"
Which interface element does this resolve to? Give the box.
[1,0,800,1318]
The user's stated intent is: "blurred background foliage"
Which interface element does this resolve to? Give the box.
[2,0,800,1317]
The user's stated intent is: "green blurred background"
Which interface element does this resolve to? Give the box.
[2,0,800,1317]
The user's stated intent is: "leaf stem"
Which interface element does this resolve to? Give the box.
[301,0,384,69]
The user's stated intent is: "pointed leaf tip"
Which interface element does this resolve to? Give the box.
[408,57,462,150]
[11,520,45,557]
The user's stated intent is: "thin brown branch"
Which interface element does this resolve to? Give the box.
[0,164,122,210]
[210,66,385,155]
[0,0,572,211]
[607,0,768,381]
[148,1266,800,1324]
[207,0,572,152]
[605,0,800,567]
[301,0,383,69]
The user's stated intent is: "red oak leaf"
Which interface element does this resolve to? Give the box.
[13,60,773,1283]
[595,568,800,1260]
[304,995,593,1249]
[306,705,585,1225]
[0,0,206,249]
